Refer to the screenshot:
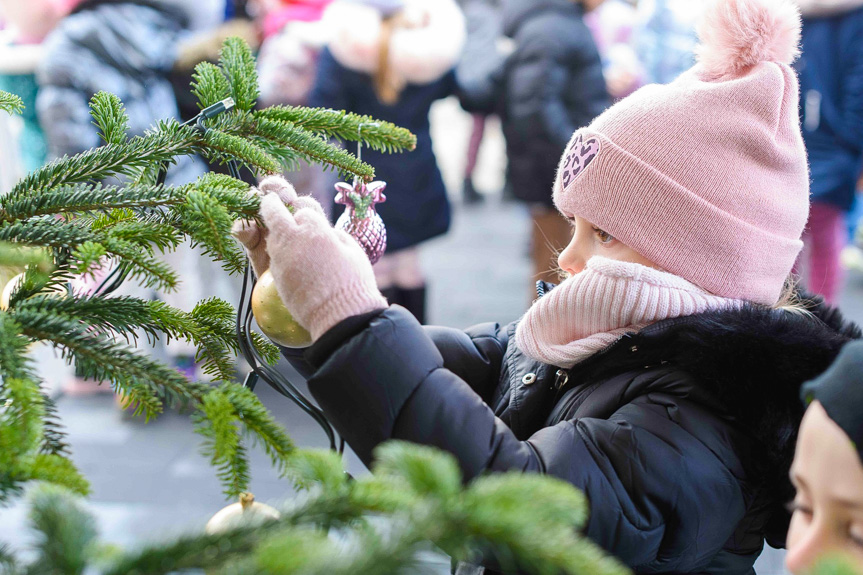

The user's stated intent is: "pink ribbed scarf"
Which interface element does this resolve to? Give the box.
[514,257,741,369]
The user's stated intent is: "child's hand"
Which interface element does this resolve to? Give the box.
[231,175,324,277]
[258,192,388,342]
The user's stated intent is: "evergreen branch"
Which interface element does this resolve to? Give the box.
[70,241,107,277]
[251,332,281,365]
[192,61,232,109]
[0,377,89,503]
[27,485,98,575]
[0,377,43,466]
[0,314,35,381]
[12,120,200,196]
[13,294,160,344]
[0,183,187,222]
[14,311,198,411]
[89,92,129,146]
[98,237,178,291]
[0,217,96,251]
[222,384,296,476]
[103,525,267,575]
[102,219,182,252]
[40,394,71,456]
[254,106,416,153]
[27,454,90,496]
[252,117,375,181]
[372,442,462,499]
[174,190,245,273]
[219,37,259,112]
[287,449,348,494]
[188,298,239,381]
[192,172,257,218]
[203,129,281,175]
[0,91,23,114]
[195,389,250,497]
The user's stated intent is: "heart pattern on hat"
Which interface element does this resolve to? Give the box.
[561,134,600,188]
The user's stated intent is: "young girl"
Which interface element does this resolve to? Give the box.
[307,0,465,323]
[234,0,861,571]
[786,341,863,573]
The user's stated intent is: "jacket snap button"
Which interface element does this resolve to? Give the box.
[630,345,638,353]
[522,373,537,386]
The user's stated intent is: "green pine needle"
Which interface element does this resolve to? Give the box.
[27,485,98,575]
[192,61,232,110]
[254,106,416,153]
[204,129,281,175]
[0,91,23,114]
[89,92,129,146]
[219,37,259,112]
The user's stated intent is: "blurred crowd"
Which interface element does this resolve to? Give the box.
[0,0,861,392]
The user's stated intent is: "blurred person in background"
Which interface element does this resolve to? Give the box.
[456,0,504,205]
[308,0,465,324]
[496,0,610,297]
[786,340,863,573]
[254,0,337,216]
[36,0,233,390]
[632,0,699,84]
[793,0,863,304]
[0,0,73,179]
[584,0,642,100]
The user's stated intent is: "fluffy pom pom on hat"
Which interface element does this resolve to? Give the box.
[553,0,808,305]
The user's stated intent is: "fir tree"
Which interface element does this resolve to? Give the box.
[0,37,631,574]
[0,37,414,503]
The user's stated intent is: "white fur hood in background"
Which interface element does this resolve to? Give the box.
[793,0,863,16]
[322,0,466,85]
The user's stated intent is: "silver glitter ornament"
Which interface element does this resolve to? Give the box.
[334,180,387,265]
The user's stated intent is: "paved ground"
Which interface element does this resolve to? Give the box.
[4,99,863,573]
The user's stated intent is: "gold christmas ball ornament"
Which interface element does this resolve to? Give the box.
[205,492,280,534]
[251,269,312,348]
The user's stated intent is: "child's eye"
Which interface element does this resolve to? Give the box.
[593,227,614,244]
[785,500,814,518]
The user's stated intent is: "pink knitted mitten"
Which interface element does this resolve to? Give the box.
[231,175,325,278]
[259,192,388,341]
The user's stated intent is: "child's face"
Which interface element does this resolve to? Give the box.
[557,214,657,276]
[786,402,863,573]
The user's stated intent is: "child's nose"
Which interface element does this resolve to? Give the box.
[785,522,835,574]
[557,242,585,276]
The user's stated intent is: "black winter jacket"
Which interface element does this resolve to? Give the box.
[498,0,610,205]
[284,298,859,574]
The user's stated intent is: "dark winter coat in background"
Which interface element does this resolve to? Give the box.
[36,0,202,184]
[284,294,860,574]
[307,0,465,253]
[796,3,863,211]
[498,0,610,206]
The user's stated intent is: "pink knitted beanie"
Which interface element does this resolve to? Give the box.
[553,0,809,305]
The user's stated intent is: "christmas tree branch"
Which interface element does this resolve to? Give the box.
[11,120,202,197]
[219,37,259,113]
[251,117,375,180]
[89,92,129,146]
[0,183,188,223]
[0,91,22,114]
[254,106,417,153]
[0,377,89,500]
